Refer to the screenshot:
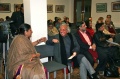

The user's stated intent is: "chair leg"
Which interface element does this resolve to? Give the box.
[47,72,49,79]
[70,66,73,73]
[68,73,70,79]
[53,71,56,78]
[64,68,66,79]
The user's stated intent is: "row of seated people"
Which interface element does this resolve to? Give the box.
[6,16,120,79]
[47,20,120,78]
[7,23,100,79]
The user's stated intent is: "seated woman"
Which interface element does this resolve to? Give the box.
[7,23,46,79]
[85,19,95,37]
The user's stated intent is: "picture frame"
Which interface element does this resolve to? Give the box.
[14,4,21,12]
[111,1,120,12]
[55,5,64,13]
[96,3,107,12]
[47,4,53,13]
[0,3,11,13]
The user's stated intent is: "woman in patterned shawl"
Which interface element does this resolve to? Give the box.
[7,23,46,79]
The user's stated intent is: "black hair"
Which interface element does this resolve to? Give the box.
[48,22,53,27]
[95,23,104,32]
[76,21,84,28]
[18,23,31,35]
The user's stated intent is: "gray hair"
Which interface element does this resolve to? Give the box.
[59,23,71,33]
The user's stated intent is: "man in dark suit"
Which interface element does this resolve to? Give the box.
[74,21,107,74]
[10,4,24,36]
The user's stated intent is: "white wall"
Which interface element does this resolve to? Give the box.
[91,0,120,28]
[0,0,119,26]
[0,0,23,20]
[0,0,74,22]
[47,0,74,22]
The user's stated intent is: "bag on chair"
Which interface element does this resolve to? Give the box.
[104,57,119,77]
[104,64,119,77]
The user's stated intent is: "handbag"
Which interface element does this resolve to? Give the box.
[104,57,119,77]
[104,64,119,77]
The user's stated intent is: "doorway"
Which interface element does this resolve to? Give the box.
[74,0,91,22]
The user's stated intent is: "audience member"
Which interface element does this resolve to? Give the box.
[0,18,4,22]
[93,23,120,63]
[46,23,99,79]
[104,18,116,34]
[7,23,46,79]
[10,4,24,36]
[55,17,62,30]
[63,17,71,27]
[5,16,11,21]
[85,19,95,37]
[47,22,59,36]
[75,21,107,75]
[53,16,58,26]
[74,21,98,66]
[96,17,104,24]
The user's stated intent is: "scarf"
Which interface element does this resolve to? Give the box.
[59,33,79,67]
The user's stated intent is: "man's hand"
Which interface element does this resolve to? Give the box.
[91,44,96,51]
[52,39,59,43]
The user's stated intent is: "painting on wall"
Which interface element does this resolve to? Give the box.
[55,5,64,13]
[47,4,53,13]
[111,1,120,12]
[14,4,21,12]
[0,3,11,13]
[96,3,107,12]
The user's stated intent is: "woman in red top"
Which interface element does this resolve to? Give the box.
[85,20,95,37]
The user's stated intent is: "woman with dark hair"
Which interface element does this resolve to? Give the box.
[7,23,46,79]
[85,19,95,37]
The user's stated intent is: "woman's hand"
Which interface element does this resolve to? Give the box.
[38,37,46,42]
[33,37,47,46]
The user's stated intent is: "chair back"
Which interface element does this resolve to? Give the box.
[35,45,54,58]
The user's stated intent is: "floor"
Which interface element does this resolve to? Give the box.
[49,68,120,79]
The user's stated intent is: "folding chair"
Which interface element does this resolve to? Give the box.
[35,45,67,79]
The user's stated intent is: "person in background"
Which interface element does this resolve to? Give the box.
[93,23,119,64]
[7,23,46,79]
[55,17,62,30]
[46,23,99,79]
[10,4,24,36]
[53,16,58,26]
[104,18,116,34]
[85,19,95,37]
[5,16,11,21]
[63,17,71,27]
[106,14,114,25]
[0,18,4,22]
[47,22,59,37]
[96,17,104,24]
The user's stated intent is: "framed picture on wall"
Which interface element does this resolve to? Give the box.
[14,4,21,12]
[111,1,120,12]
[96,3,107,12]
[0,3,11,13]
[47,4,53,13]
[55,5,64,13]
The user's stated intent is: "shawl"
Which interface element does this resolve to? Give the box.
[77,30,98,62]
[7,35,46,79]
